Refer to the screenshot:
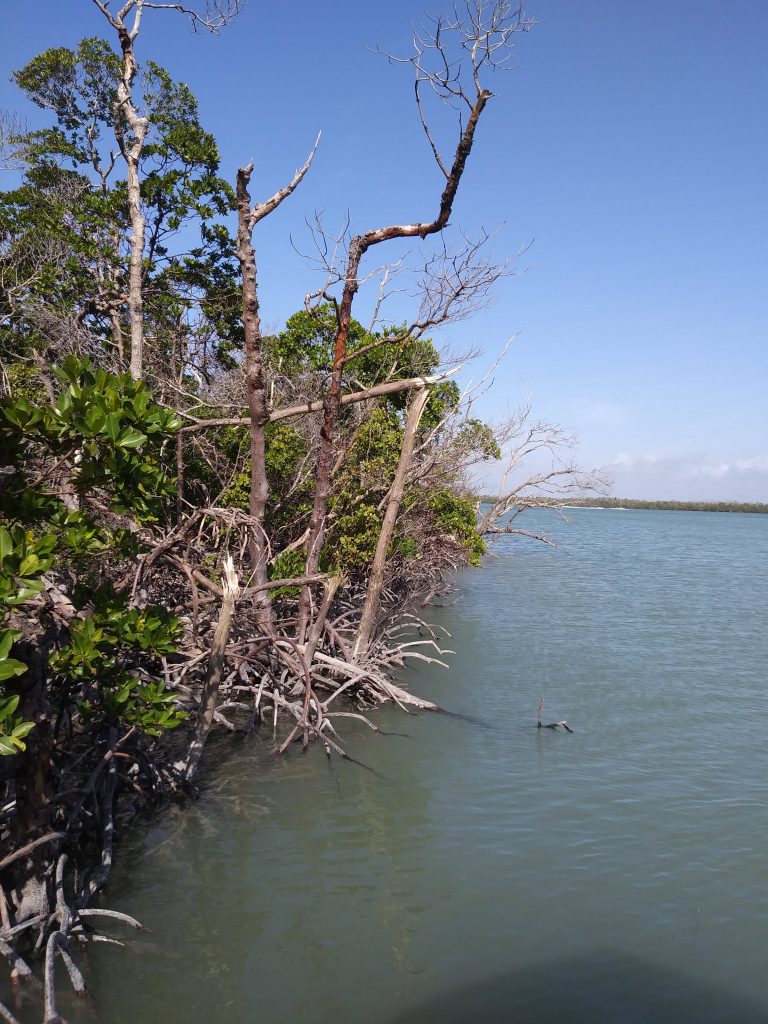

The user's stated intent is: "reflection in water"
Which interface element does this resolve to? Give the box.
[357,777,422,975]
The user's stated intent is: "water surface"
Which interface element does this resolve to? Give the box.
[18,509,768,1022]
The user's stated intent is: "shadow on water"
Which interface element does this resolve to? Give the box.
[385,950,768,1024]
[437,708,496,730]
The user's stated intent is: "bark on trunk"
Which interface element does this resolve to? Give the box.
[353,387,430,660]
[235,165,273,629]
[110,309,125,369]
[115,26,148,381]
[228,140,317,627]
[295,245,363,641]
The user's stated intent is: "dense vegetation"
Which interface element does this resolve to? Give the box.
[0,3,596,1017]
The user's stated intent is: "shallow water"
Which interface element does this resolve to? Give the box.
[9,508,768,1023]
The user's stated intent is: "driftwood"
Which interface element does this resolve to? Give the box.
[537,697,574,733]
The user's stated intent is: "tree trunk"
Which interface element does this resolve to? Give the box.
[353,387,430,660]
[182,558,239,780]
[296,242,364,642]
[115,27,148,380]
[235,165,274,629]
[8,630,55,922]
[230,142,318,626]
[297,87,490,642]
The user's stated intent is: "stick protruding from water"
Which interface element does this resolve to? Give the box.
[537,697,573,733]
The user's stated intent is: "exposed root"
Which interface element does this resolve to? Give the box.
[76,909,143,931]
[0,836,65,874]
[0,938,31,981]
[0,1000,22,1024]
[56,943,85,995]
[2,559,454,1018]
[43,931,66,1024]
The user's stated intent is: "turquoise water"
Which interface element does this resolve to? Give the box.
[13,509,768,1022]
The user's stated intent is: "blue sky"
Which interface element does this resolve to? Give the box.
[1,1,766,500]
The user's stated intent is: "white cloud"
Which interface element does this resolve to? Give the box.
[735,455,768,473]
[699,462,731,480]
[600,451,768,501]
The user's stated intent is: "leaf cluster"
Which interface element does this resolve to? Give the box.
[0,359,184,753]
[1,355,180,522]
[50,596,184,736]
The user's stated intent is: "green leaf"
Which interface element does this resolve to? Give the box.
[85,407,106,434]
[116,428,147,449]
[116,682,133,704]
[0,528,12,561]
[0,629,22,661]
[104,411,121,441]
[0,694,20,722]
[18,553,40,577]
[0,658,28,681]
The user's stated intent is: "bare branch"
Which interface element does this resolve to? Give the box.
[142,0,244,32]
[246,133,321,228]
[0,110,26,170]
[177,366,461,434]
[414,78,449,177]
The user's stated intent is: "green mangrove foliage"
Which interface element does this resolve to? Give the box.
[210,311,490,579]
[0,358,183,751]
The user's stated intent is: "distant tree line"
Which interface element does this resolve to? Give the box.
[562,498,768,514]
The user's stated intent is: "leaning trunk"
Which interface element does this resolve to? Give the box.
[296,239,365,642]
[353,387,430,660]
[297,89,490,642]
[182,558,239,780]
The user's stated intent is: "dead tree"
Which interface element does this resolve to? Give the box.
[476,399,609,544]
[296,0,534,642]
[90,0,243,379]
[176,368,460,436]
[353,387,431,661]
[234,139,319,624]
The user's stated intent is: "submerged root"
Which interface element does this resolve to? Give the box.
[1,581,451,1017]
[1,776,150,1021]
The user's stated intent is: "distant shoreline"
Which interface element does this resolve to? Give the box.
[477,497,768,514]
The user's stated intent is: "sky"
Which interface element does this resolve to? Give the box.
[1,0,766,501]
